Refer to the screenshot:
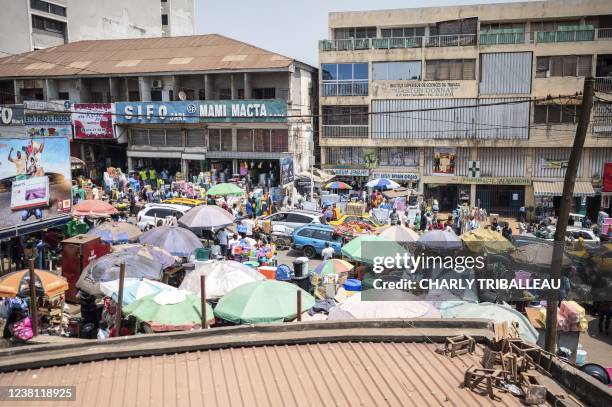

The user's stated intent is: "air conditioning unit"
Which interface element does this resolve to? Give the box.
[151,79,163,89]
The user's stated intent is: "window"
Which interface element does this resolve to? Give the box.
[30,0,66,16]
[480,22,525,32]
[161,14,168,25]
[208,129,232,151]
[150,90,162,101]
[334,27,376,39]
[270,129,289,152]
[379,147,419,166]
[535,55,592,78]
[252,88,276,99]
[533,104,581,124]
[297,228,315,238]
[321,63,369,96]
[312,229,333,241]
[198,89,206,100]
[380,27,425,38]
[218,88,231,100]
[286,214,312,223]
[237,129,253,152]
[372,61,421,80]
[31,15,65,35]
[220,129,232,151]
[271,213,288,221]
[425,59,476,80]
[128,91,140,101]
[322,106,367,126]
[90,92,103,103]
[253,129,271,152]
[58,91,69,100]
[325,147,365,166]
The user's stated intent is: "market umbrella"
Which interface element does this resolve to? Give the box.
[510,243,572,267]
[100,278,177,306]
[324,181,352,190]
[206,183,244,196]
[312,259,354,277]
[73,200,118,217]
[366,178,400,190]
[112,243,177,269]
[335,290,440,319]
[460,228,514,253]
[139,226,203,257]
[418,230,463,250]
[178,205,235,230]
[214,280,315,323]
[378,225,420,242]
[180,260,265,298]
[123,290,214,331]
[341,234,409,264]
[76,251,164,296]
[0,269,68,298]
[87,221,142,244]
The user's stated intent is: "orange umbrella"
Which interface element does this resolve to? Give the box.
[73,200,118,217]
[0,269,68,298]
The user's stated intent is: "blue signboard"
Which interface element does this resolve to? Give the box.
[114,99,287,124]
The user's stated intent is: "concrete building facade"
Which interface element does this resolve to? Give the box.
[0,0,195,58]
[318,0,612,219]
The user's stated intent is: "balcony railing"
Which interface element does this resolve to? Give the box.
[322,81,368,97]
[322,125,369,138]
[320,28,612,52]
[595,77,612,92]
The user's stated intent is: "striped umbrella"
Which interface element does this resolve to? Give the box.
[312,259,354,277]
[0,269,68,298]
[325,181,352,190]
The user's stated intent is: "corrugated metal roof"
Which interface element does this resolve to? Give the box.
[533,181,595,197]
[0,34,298,78]
[0,342,525,406]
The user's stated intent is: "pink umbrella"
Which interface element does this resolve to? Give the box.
[73,200,118,217]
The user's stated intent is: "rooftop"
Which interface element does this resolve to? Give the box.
[0,34,310,79]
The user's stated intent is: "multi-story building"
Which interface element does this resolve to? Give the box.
[0,0,195,58]
[318,0,612,219]
[0,34,316,182]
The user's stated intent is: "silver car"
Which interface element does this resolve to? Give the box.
[259,210,326,233]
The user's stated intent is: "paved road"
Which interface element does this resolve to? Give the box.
[275,247,323,271]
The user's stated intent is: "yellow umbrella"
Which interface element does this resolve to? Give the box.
[460,228,514,253]
[0,269,68,298]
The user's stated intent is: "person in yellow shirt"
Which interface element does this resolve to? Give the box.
[332,204,341,221]
[139,168,148,187]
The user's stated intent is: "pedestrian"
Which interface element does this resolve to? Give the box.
[420,212,427,232]
[389,208,399,226]
[139,168,148,187]
[502,223,513,240]
[332,204,341,221]
[322,242,334,261]
[228,233,240,259]
[216,228,229,257]
[127,188,136,216]
[518,221,526,235]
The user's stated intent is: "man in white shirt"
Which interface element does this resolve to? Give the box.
[216,228,229,257]
[228,234,240,257]
[321,242,334,261]
[242,215,254,236]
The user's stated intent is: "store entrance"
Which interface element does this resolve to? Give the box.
[476,185,524,218]
[424,184,459,212]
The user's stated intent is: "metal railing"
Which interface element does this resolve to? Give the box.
[535,29,595,43]
[322,125,369,138]
[322,81,369,97]
[425,34,477,47]
[480,32,526,45]
[371,36,423,49]
[595,77,612,92]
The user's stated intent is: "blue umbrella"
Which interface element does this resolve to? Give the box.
[139,226,203,257]
[366,178,401,190]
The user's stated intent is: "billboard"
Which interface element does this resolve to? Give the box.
[114,99,287,124]
[280,156,294,185]
[432,147,456,176]
[72,103,114,139]
[0,136,72,235]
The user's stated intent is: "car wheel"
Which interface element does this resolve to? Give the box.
[303,246,317,259]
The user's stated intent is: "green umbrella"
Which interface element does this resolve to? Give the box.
[341,234,409,264]
[214,280,315,323]
[123,290,214,327]
[206,183,244,196]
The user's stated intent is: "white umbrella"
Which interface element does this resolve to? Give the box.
[178,205,234,230]
[100,278,177,306]
[337,291,440,319]
[366,178,401,189]
[418,230,463,250]
[179,260,265,298]
[378,225,420,242]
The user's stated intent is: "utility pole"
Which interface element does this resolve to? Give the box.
[545,77,594,353]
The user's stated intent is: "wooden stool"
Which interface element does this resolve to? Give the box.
[445,334,476,357]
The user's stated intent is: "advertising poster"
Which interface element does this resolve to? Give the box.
[0,136,72,235]
[432,147,456,175]
[280,156,294,186]
[604,162,612,192]
[73,103,114,139]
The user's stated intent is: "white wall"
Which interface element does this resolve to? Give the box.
[166,0,195,37]
[0,1,31,57]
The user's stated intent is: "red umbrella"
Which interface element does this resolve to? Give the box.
[73,200,118,217]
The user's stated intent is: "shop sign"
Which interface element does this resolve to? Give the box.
[387,81,462,98]
[466,160,481,178]
[24,113,72,125]
[0,105,24,125]
[432,147,456,176]
[280,156,294,185]
[541,158,568,169]
[115,99,287,124]
[25,125,72,138]
[459,177,531,185]
[72,103,114,139]
[604,162,612,192]
[24,100,71,114]
[372,171,419,181]
[329,168,369,177]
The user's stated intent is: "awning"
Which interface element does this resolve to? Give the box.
[533,181,595,197]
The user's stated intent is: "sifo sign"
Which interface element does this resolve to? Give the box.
[1,105,24,125]
[460,177,531,185]
[372,171,419,181]
[329,168,370,177]
[115,99,287,124]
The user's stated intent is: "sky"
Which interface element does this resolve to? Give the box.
[196,0,535,66]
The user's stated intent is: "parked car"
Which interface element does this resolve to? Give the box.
[259,210,325,234]
[291,224,343,259]
[545,227,600,246]
[136,203,191,230]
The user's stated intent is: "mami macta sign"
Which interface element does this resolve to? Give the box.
[115,100,287,124]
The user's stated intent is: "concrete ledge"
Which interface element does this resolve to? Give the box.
[0,318,494,372]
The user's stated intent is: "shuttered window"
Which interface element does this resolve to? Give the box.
[425,59,476,80]
[536,55,593,77]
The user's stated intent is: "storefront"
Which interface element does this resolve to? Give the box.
[532,181,596,218]
[424,184,470,212]
[371,169,420,190]
[327,168,370,189]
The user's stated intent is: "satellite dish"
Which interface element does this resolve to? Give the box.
[178,90,187,101]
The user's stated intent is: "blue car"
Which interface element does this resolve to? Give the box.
[291,224,343,259]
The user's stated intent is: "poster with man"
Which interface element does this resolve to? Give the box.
[432,147,457,175]
[0,136,72,235]
[280,156,294,186]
